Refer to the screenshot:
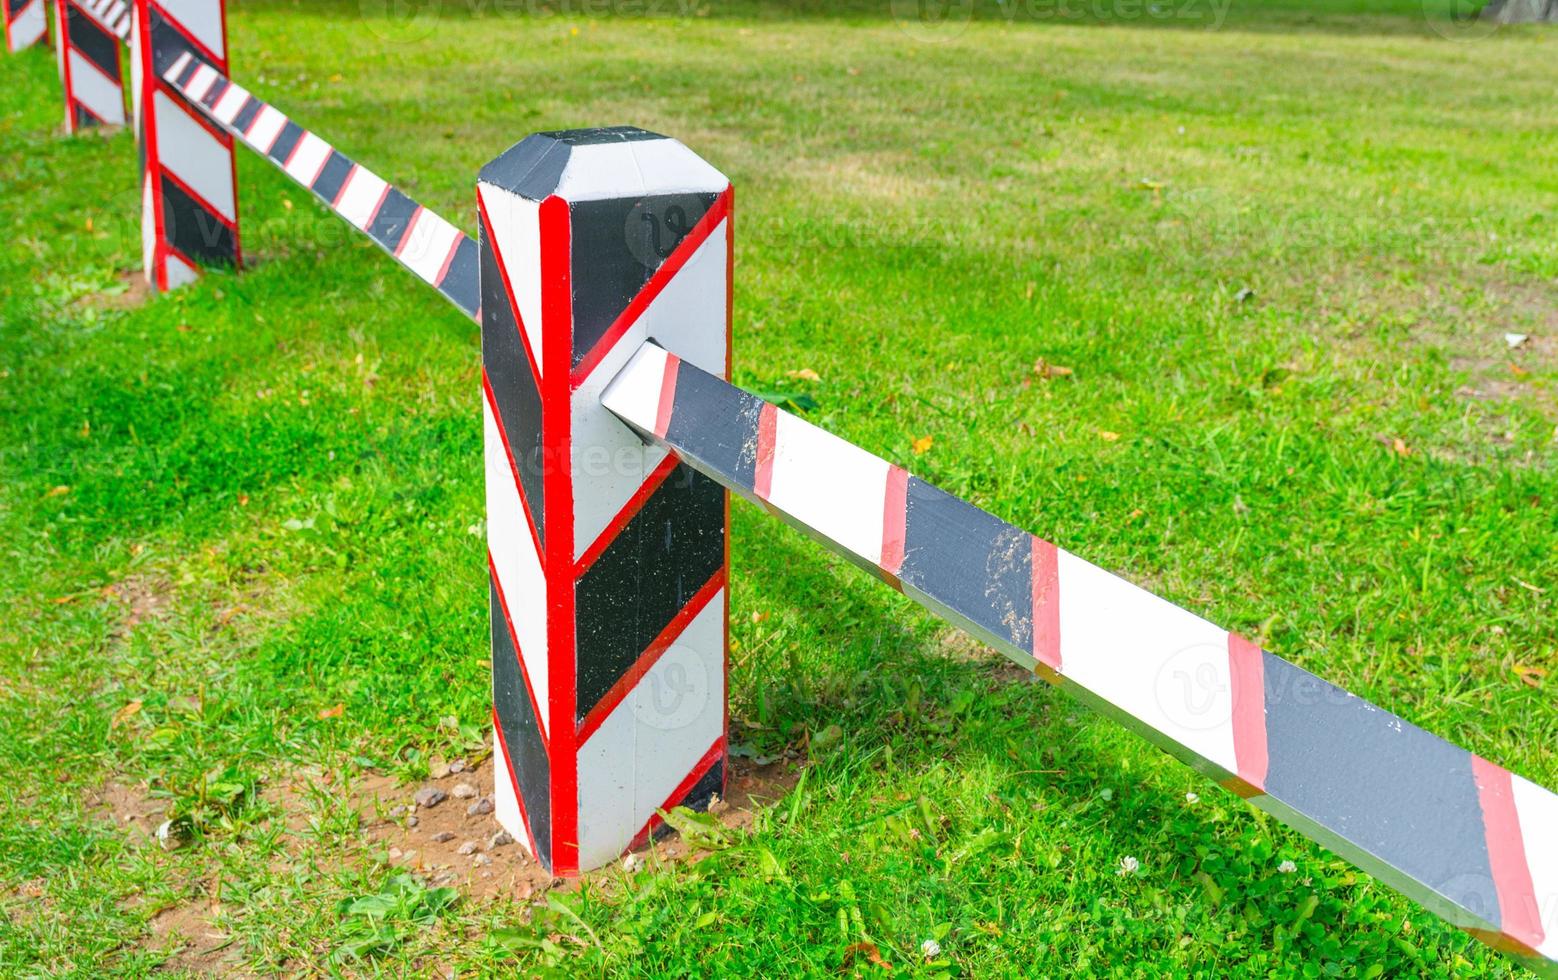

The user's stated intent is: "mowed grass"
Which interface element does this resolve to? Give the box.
[1,0,1555,974]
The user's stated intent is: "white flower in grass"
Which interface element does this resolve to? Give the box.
[1278,859,1297,874]
[921,939,941,959]
[1184,791,1199,805]
[1116,855,1140,876]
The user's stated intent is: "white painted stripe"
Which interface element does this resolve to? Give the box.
[492,721,534,861]
[484,398,549,740]
[163,251,199,289]
[152,91,235,222]
[476,184,545,378]
[163,51,194,84]
[282,131,332,187]
[67,49,127,126]
[569,220,727,560]
[210,81,250,125]
[766,411,891,566]
[1512,775,1558,959]
[185,63,219,102]
[8,0,46,52]
[397,208,461,283]
[1055,550,1241,778]
[334,166,389,230]
[598,344,669,433]
[576,590,725,871]
[140,172,156,279]
[156,0,224,60]
[244,104,287,153]
[558,138,728,203]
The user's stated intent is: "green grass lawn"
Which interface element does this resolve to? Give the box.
[2,0,1555,974]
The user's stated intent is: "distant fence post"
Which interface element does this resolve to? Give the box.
[478,128,734,875]
[3,0,45,52]
[130,0,239,291]
[54,0,127,132]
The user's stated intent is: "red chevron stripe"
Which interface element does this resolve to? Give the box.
[624,734,726,854]
[488,550,550,756]
[475,188,541,386]
[654,353,679,439]
[157,165,237,234]
[1228,633,1268,795]
[575,451,680,577]
[149,0,226,71]
[571,185,732,387]
[1472,757,1545,951]
[538,192,579,876]
[753,401,778,500]
[490,705,542,861]
[481,370,542,559]
[1031,537,1061,672]
[880,466,909,587]
[575,568,725,748]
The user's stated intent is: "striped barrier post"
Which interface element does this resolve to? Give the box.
[478,128,734,875]
[130,0,239,291]
[53,0,127,131]
[602,341,1558,976]
[3,0,45,52]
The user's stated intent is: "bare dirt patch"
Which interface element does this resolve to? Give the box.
[87,779,164,841]
[100,576,174,640]
[266,743,802,902]
[76,269,150,312]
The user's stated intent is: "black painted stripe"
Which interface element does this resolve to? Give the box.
[440,236,480,319]
[147,8,200,77]
[72,103,101,130]
[229,95,261,134]
[366,188,418,251]
[201,76,229,109]
[900,477,1034,653]
[573,464,725,724]
[1260,654,1498,922]
[647,757,725,845]
[479,213,545,548]
[662,364,764,494]
[490,576,552,870]
[159,176,236,267]
[310,150,354,204]
[568,192,717,369]
[175,54,201,87]
[266,120,303,166]
[65,3,119,81]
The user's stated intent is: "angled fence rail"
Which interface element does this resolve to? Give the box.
[600,342,1558,977]
[5,6,1557,974]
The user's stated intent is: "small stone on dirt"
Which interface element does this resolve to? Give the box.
[407,815,418,827]
[389,804,408,818]
[457,841,480,856]
[388,846,404,860]
[473,853,493,867]
[489,830,515,848]
[414,787,447,809]
[431,831,456,843]
[467,796,495,816]
[452,782,478,799]
[449,759,468,774]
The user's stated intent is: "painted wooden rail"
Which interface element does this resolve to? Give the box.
[601,340,1558,978]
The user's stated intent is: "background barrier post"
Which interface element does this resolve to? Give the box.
[130,0,238,291]
[3,0,45,52]
[478,127,734,875]
[54,0,127,132]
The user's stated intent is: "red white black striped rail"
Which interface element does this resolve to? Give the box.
[602,340,1558,977]
[157,49,479,320]
[78,0,132,41]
